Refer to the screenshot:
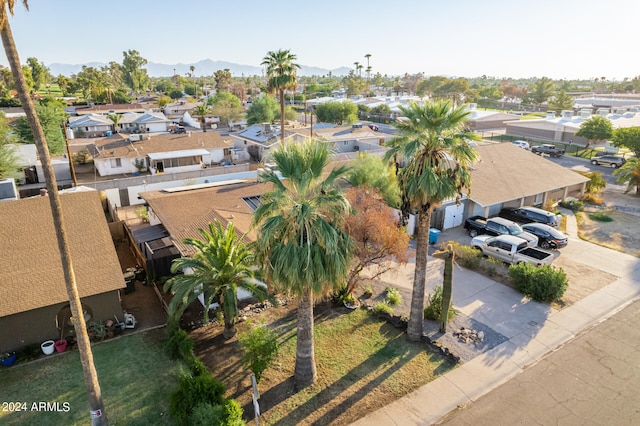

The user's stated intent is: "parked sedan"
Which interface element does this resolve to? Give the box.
[522,223,568,249]
[590,155,626,168]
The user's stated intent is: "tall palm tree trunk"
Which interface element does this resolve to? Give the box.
[1,22,109,426]
[407,208,431,341]
[294,289,317,388]
[279,89,285,143]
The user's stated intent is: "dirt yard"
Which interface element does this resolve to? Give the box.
[578,188,640,258]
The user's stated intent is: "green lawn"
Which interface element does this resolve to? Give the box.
[249,308,456,425]
[0,329,181,425]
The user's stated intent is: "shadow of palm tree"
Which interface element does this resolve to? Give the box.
[261,332,425,426]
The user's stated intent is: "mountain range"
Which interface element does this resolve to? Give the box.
[47,59,353,78]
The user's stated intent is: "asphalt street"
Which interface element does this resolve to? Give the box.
[437,299,640,425]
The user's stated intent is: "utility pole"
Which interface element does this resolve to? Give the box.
[62,120,77,187]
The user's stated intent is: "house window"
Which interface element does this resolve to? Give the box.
[223,148,231,156]
[535,193,543,205]
[85,127,89,131]
[110,158,122,168]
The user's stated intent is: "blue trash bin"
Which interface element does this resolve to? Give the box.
[429,228,441,244]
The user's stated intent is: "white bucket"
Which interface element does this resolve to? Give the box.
[41,340,55,355]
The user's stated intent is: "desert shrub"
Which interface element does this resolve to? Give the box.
[508,263,568,303]
[385,286,402,306]
[589,212,613,222]
[559,199,584,212]
[480,256,503,277]
[455,245,483,269]
[169,373,226,426]
[423,286,456,321]
[191,400,244,426]
[373,302,394,315]
[238,319,279,383]
[580,171,607,194]
[581,193,604,205]
[72,148,93,164]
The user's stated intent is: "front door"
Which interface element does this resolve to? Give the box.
[156,161,164,173]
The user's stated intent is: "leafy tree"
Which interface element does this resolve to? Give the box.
[192,103,211,132]
[343,186,409,295]
[208,91,244,127]
[246,95,279,125]
[315,100,358,125]
[612,158,640,194]
[26,56,48,91]
[416,76,449,97]
[154,79,174,94]
[575,115,613,147]
[343,71,367,96]
[56,74,71,96]
[253,140,353,387]
[548,90,574,112]
[14,100,67,154]
[348,153,400,207]
[262,49,300,142]
[157,95,172,108]
[384,100,479,341]
[478,85,503,100]
[529,76,555,106]
[0,111,18,179]
[214,69,231,93]
[121,49,149,93]
[238,319,279,383]
[612,126,640,157]
[1,2,109,424]
[372,104,391,114]
[165,220,272,338]
[169,88,184,100]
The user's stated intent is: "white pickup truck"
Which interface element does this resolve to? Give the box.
[471,234,554,266]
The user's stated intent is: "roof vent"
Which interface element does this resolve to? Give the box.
[546,111,556,119]
[561,110,573,119]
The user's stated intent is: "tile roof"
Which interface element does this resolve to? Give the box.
[0,190,125,317]
[89,131,234,159]
[142,181,271,256]
[468,143,589,207]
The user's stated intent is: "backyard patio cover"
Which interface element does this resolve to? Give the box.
[147,149,209,161]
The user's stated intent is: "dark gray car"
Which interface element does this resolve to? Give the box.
[590,155,626,168]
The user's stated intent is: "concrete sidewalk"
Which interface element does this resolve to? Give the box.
[352,212,640,425]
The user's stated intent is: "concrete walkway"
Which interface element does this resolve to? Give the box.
[352,212,640,425]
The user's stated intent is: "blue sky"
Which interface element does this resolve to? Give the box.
[2,0,638,80]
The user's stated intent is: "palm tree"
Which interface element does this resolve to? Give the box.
[164,220,272,339]
[189,65,196,98]
[107,113,120,133]
[384,100,479,341]
[613,157,640,195]
[0,2,109,425]
[253,140,353,388]
[192,103,211,132]
[261,49,299,143]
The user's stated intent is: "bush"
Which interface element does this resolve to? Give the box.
[169,373,227,426]
[589,212,613,222]
[581,193,604,205]
[424,286,456,321]
[559,199,584,212]
[508,263,568,303]
[455,245,482,269]
[238,319,279,383]
[384,286,402,306]
[165,324,194,362]
[191,400,244,426]
[373,302,394,315]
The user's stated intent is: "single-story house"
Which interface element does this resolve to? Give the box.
[68,114,115,138]
[464,104,521,131]
[140,180,268,296]
[465,143,589,218]
[9,144,72,185]
[163,101,200,122]
[117,111,173,134]
[88,131,235,177]
[230,123,289,161]
[0,189,125,353]
[505,108,640,145]
[293,123,391,158]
